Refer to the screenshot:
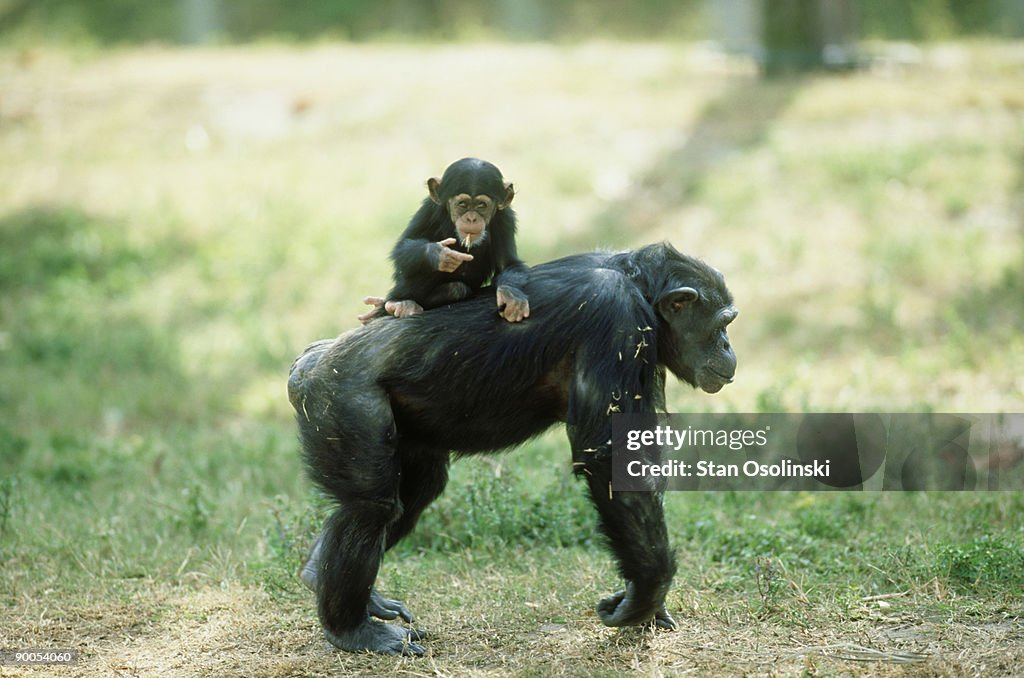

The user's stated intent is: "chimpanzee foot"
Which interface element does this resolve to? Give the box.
[384,299,423,318]
[597,580,677,630]
[323,616,427,656]
[653,605,677,629]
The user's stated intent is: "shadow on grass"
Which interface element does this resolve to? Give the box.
[577,75,804,250]
[952,147,1024,335]
[0,204,193,434]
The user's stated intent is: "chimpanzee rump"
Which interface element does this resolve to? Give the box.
[289,242,738,655]
[361,157,530,323]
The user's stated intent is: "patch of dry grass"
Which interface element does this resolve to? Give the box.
[3,569,1022,677]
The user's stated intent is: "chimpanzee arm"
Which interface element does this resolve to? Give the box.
[569,415,677,628]
[389,199,468,287]
[391,237,442,284]
[491,225,528,292]
[494,261,528,294]
[567,317,677,629]
[576,455,677,629]
[492,224,530,322]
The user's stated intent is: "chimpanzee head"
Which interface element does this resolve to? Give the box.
[635,244,737,393]
[428,158,514,249]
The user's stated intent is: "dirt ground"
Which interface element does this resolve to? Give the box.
[3,582,1022,677]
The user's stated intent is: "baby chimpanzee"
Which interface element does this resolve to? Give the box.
[359,158,529,323]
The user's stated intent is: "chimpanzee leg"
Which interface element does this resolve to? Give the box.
[353,444,450,626]
[301,443,448,627]
[576,454,677,629]
[300,526,420,625]
[297,382,426,655]
[421,281,473,308]
[386,444,450,551]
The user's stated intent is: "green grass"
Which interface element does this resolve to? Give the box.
[1,41,1023,676]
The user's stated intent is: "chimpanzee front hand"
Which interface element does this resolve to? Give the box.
[496,285,530,323]
[596,580,676,629]
[433,237,474,273]
[367,590,417,624]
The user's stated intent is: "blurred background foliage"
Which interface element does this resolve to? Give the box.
[2,0,1024,45]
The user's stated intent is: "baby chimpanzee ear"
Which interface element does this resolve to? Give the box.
[497,182,515,210]
[427,177,443,205]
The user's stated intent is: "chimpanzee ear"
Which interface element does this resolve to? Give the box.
[498,182,514,209]
[427,177,443,205]
[656,287,699,317]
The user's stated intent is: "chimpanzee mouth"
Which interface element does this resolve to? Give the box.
[461,230,488,249]
[706,367,734,383]
[698,367,734,393]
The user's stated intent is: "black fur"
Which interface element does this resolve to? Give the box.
[288,242,737,654]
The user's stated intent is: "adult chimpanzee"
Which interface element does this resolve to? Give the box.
[289,242,737,655]
[359,157,530,324]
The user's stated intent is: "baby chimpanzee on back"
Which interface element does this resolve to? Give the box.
[359,158,530,323]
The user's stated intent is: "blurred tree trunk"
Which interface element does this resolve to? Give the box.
[182,0,221,45]
[997,0,1024,36]
[762,0,823,75]
[497,0,550,39]
[762,0,856,76]
[0,0,32,32]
